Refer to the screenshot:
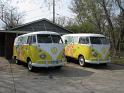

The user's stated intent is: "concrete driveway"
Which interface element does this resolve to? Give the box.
[0,57,124,93]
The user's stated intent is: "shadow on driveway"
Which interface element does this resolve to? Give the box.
[66,57,124,71]
[33,66,94,78]
[86,63,124,70]
[7,59,94,78]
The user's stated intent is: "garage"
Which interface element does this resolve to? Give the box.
[0,19,72,59]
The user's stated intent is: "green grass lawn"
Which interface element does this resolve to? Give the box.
[111,50,124,65]
[112,57,124,65]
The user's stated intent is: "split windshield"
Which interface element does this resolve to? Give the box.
[90,37,109,44]
[37,34,63,43]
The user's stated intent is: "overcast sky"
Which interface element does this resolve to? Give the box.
[13,0,74,23]
[0,0,74,29]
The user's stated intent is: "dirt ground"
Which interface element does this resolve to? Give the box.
[0,57,124,93]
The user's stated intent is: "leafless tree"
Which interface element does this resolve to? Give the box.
[70,0,124,55]
[115,0,124,53]
[0,0,24,30]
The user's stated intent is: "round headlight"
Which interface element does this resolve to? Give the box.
[92,51,97,57]
[92,49,98,57]
[40,54,46,59]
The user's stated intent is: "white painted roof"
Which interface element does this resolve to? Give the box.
[62,33,105,37]
[18,31,60,37]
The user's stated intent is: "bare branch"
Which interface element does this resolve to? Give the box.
[0,1,24,30]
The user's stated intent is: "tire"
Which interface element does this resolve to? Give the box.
[78,55,86,67]
[27,60,34,72]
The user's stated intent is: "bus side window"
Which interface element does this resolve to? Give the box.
[21,36,28,44]
[16,38,20,45]
[27,36,32,44]
[79,37,89,44]
[67,36,73,44]
[27,36,36,44]
[32,35,36,44]
[18,37,22,45]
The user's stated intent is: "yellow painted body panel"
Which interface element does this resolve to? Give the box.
[13,31,65,68]
[65,44,110,63]
[13,44,64,65]
[65,44,91,60]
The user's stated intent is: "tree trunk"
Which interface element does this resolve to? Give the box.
[102,0,117,55]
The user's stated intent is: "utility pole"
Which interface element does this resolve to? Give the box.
[53,0,55,23]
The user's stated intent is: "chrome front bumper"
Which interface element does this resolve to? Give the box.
[85,59,111,64]
[32,60,65,67]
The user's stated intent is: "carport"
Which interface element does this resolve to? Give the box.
[0,30,27,59]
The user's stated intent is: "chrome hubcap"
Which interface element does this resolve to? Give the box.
[79,57,84,66]
[28,61,32,70]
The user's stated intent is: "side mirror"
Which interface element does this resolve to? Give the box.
[65,40,68,44]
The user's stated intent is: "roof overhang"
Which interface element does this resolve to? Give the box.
[0,30,31,34]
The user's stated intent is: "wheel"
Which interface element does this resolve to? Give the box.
[78,56,86,67]
[27,60,34,71]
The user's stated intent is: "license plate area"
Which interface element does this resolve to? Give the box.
[52,61,58,64]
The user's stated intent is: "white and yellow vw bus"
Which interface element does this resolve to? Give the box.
[13,31,65,71]
[62,33,110,66]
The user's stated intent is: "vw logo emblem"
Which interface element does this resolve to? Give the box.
[51,47,58,54]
